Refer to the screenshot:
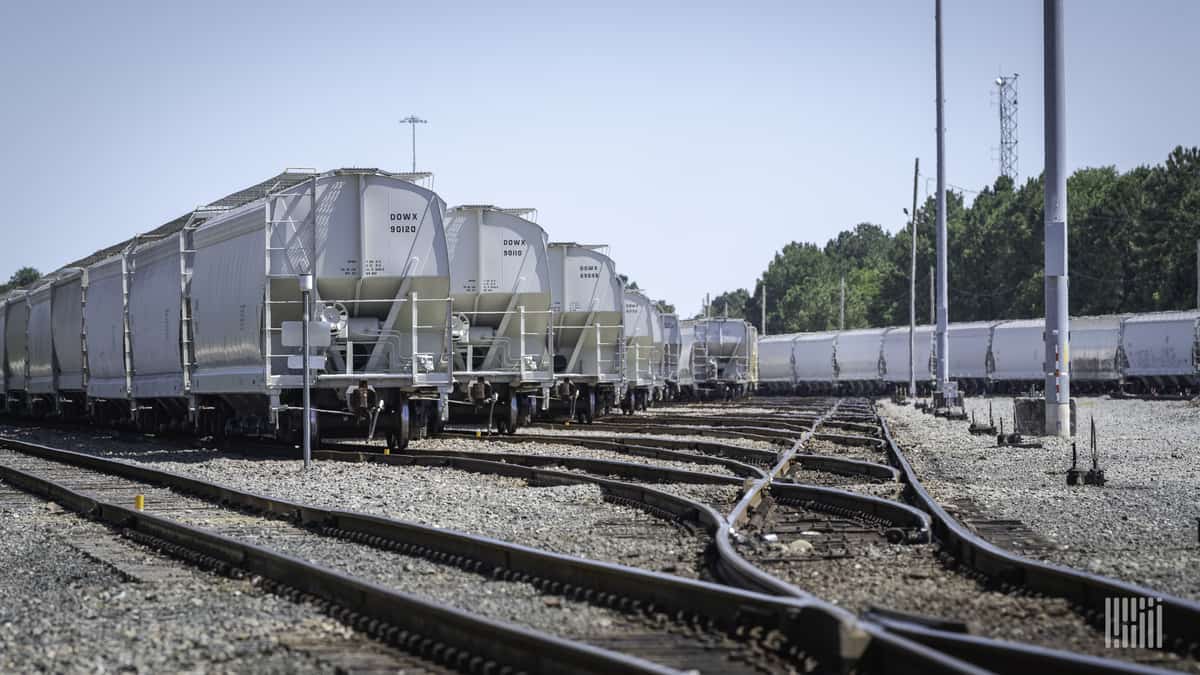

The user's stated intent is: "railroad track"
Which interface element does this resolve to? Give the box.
[724,398,1200,675]
[0,434,983,675]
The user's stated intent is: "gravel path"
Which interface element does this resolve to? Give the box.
[0,426,708,578]
[0,482,432,674]
[880,397,1200,602]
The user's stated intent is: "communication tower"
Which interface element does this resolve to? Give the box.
[996,74,1019,180]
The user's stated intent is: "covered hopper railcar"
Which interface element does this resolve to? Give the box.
[621,288,664,411]
[547,242,624,422]
[833,328,886,394]
[442,205,553,433]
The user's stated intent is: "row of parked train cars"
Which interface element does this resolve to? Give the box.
[758,312,1200,395]
[0,169,758,448]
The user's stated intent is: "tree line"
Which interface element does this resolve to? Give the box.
[705,146,1200,333]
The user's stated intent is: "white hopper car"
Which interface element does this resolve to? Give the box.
[443,205,553,433]
[621,288,664,411]
[1,167,696,437]
[688,317,758,398]
[547,242,624,422]
[760,311,1199,395]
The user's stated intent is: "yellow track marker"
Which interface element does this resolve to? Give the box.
[134,494,145,511]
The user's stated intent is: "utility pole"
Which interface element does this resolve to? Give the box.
[839,275,846,330]
[1043,0,1070,436]
[929,265,935,325]
[909,158,920,396]
[760,281,767,336]
[400,115,427,173]
[934,0,951,399]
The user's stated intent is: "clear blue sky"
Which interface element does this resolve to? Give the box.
[2,1,1197,317]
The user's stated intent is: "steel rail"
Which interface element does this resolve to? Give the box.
[0,435,983,674]
[709,400,1185,675]
[0,458,672,675]
[878,406,1200,659]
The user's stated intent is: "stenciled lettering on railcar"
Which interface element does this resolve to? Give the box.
[577,264,600,279]
[389,212,420,233]
[502,238,525,257]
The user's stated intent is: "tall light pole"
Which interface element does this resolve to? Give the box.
[905,157,920,397]
[400,115,427,173]
[1043,0,1070,436]
[760,280,767,336]
[934,0,951,399]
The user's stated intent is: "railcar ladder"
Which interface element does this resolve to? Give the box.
[262,173,319,386]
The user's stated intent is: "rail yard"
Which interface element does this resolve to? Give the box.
[4,0,1200,672]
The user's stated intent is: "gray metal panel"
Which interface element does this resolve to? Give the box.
[947,321,996,380]
[51,271,86,391]
[990,319,1044,382]
[757,333,801,385]
[192,170,452,394]
[84,256,129,400]
[793,332,837,382]
[129,234,188,399]
[834,328,886,382]
[1121,311,1200,377]
[444,206,551,374]
[675,320,696,385]
[693,318,750,359]
[881,325,934,383]
[4,292,29,391]
[1069,315,1124,381]
[191,211,267,393]
[26,284,55,394]
[0,296,6,393]
[623,289,662,385]
[547,243,622,380]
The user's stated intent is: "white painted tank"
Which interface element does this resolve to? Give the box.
[947,321,996,381]
[1120,311,1200,378]
[1069,315,1125,382]
[835,328,886,382]
[190,169,452,395]
[3,291,29,392]
[623,289,662,386]
[881,325,934,384]
[128,233,188,399]
[547,242,623,383]
[990,319,1044,382]
[443,206,551,381]
[50,269,86,392]
[793,332,837,383]
[757,333,800,388]
[85,255,130,400]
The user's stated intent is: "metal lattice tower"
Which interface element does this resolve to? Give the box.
[996,74,1019,180]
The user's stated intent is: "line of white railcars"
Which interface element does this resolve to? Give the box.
[758,312,1200,395]
[0,168,759,448]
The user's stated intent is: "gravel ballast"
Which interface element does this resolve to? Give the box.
[0,426,709,577]
[880,397,1200,602]
[409,436,741,477]
[513,425,781,452]
[0,483,427,674]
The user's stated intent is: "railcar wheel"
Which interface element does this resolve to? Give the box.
[387,401,410,452]
[579,389,596,424]
[495,397,519,435]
